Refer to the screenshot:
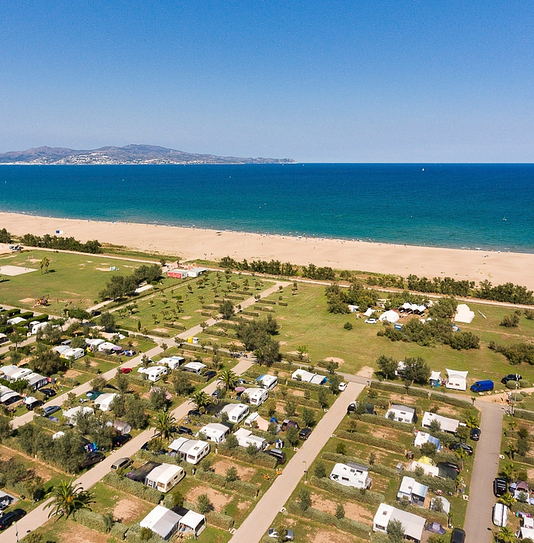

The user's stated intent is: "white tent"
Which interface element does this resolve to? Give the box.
[454,304,475,324]
[446,369,468,391]
[379,310,399,323]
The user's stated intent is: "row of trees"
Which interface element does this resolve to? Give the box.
[235,315,280,366]
[325,282,378,314]
[220,256,298,276]
[376,355,431,385]
[489,341,534,365]
[100,264,162,300]
[19,233,102,254]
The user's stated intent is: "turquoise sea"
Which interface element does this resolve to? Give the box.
[0,164,533,252]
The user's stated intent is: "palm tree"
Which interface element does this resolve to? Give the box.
[45,479,94,520]
[502,463,517,482]
[190,390,211,413]
[153,411,177,440]
[464,414,479,428]
[497,525,516,543]
[39,256,50,274]
[455,447,468,470]
[499,493,516,508]
[218,368,238,391]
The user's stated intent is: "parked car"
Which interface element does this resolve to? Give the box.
[449,442,473,454]
[0,495,13,511]
[90,310,101,317]
[120,367,132,374]
[299,427,312,440]
[438,461,460,473]
[26,399,43,411]
[111,457,132,471]
[281,420,300,431]
[502,374,522,384]
[40,388,56,398]
[178,426,193,435]
[86,390,103,401]
[365,318,377,324]
[0,508,26,530]
[493,477,508,497]
[124,350,136,357]
[470,428,481,441]
[451,528,466,543]
[268,528,295,541]
[204,370,217,381]
[43,405,61,417]
[81,451,105,468]
[266,449,286,465]
[188,409,202,417]
[113,434,132,448]
[338,382,347,392]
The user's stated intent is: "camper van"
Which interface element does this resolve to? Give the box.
[493,502,508,527]
[470,380,494,393]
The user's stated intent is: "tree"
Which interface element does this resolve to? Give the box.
[225,466,239,483]
[153,411,176,440]
[335,503,345,519]
[455,447,468,469]
[30,345,66,376]
[336,441,347,455]
[190,390,212,413]
[45,479,94,520]
[39,256,50,274]
[403,356,431,385]
[172,372,194,396]
[149,388,170,411]
[499,493,516,508]
[115,371,129,395]
[302,408,315,427]
[0,416,12,443]
[284,401,296,418]
[224,433,238,449]
[286,426,299,446]
[317,388,329,408]
[123,394,149,429]
[219,300,234,320]
[377,355,398,380]
[502,463,517,482]
[497,526,517,543]
[197,494,214,514]
[218,368,238,391]
[387,519,405,543]
[99,312,115,331]
[314,461,326,478]
[297,487,311,512]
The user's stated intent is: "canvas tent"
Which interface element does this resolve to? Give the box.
[446,369,468,391]
[379,310,400,323]
[455,304,475,324]
[140,505,182,540]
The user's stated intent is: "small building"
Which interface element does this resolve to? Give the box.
[9,368,33,382]
[373,503,426,543]
[169,438,210,464]
[221,403,249,423]
[145,463,185,493]
[158,356,185,370]
[198,423,229,444]
[85,338,105,350]
[60,347,85,360]
[413,431,441,452]
[243,387,269,406]
[385,404,416,424]
[167,269,189,279]
[446,369,468,391]
[234,428,267,450]
[182,362,206,375]
[94,393,118,412]
[329,462,371,489]
[140,505,182,540]
[422,412,459,434]
[397,476,428,507]
[291,368,327,385]
[256,374,278,390]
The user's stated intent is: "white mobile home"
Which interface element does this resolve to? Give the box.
[422,412,460,434]
[85,338,105,350]
[169,438,210,464]
[256,374,278,390]
[145,464,185,493]
[60,347,85,360]
[94,393,118,412]
[221,403,249,423]
[139,366,168,382]
[140,505,182,540]
[446,369,468,391]
[0,366,19,380]
[397,476,428,507]
[198,423,229,444]
[23,372,48,391]
[182,362,206,375]
[234,428,267,450]
[373,504,426,543]
[9,368,33,382]
[406,460,440,478]
[62,406,94,425]
[243,387,269,406]
[329,462,371,490]
[385,404,416,424]
[158,356,185,370]
[413,431,441,451]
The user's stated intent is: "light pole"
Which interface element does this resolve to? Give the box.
[303,460,308,483]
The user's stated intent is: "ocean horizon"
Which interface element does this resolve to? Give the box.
[0,163,533,253]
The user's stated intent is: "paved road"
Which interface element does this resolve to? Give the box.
[464,400,505,543]
[230,381,364,543]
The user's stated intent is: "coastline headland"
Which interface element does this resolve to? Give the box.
[1,211,534,290]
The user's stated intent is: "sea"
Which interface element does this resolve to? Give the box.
[0,163,533,253]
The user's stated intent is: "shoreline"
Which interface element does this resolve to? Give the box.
[1,211,534,290]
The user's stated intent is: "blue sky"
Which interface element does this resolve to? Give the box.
[1,0,533,162]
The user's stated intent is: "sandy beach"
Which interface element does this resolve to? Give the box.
[1,211,534,290]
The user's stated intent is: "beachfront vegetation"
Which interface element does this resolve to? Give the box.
[19,233,103,254]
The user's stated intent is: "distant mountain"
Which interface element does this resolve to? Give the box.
[0,144,295,165]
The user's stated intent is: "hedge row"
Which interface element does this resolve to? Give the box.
[195,469,258,497]
[278,302,288,306]
[102,472,162,503]
[408,470,456,494]
[74,508,127,538]
[256,299,277,305]
[514,409,534,422]
[359,414,415,433]
[321,452,397,478]
[337,430,406,453]
[163,322,187,330]
[134,449,195,476]
[217,445,278,469]
[241,311,260,317]
[310,475,384,505]
[287,380,333,394]
[286,501,371,539]
[386,500,448,525]
[71,360,101,374]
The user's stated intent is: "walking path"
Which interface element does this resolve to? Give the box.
[464,400,505,543]
[230,381,364,543]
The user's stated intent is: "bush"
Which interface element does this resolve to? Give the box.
[197,493,214,514]
[311,476,384,504]
[102,472,162,503]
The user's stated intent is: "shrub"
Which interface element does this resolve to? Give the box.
[197,493,214,514]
